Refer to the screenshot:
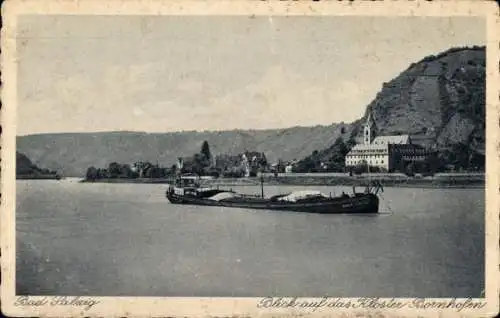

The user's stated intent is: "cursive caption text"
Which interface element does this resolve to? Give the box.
[257,297,487,312]
[14,296,100,311]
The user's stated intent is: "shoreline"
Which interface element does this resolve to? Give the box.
[16,174,62,180]
[80,178,172,184]
[79,175,485,189]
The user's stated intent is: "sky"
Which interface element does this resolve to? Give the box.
[17,15,485,135]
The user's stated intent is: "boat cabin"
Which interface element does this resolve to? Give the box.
[175,174,201,188]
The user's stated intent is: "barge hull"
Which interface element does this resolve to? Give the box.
[166,193,379,214]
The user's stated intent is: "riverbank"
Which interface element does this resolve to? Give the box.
[79,173,485,188]
[205,176,484,189]
[80,178,172,184]
[16,174,62,180]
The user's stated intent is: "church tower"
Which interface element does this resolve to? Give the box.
[363,110,376,145]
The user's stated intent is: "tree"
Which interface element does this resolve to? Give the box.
[336,138,348,155]
[201,140,212,161]
[259,152,268,169]
[192,153,208,175]
[223,166,245,178]
[170,164,178,176]
[346,135,357,149]
[321,137,349,172]
[96,168,103,178]
[469,152,485,171]
[120,164,132,178]
[452,143,470,170]
[98,168,109,178]
[206,167,220,178]
[427,153,439,173]
[353,160,368,175]
[149,165,165,178]
[405,162,416,177]
[86,166,98,181]
[108,162,122,178]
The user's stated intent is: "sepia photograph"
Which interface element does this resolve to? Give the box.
[1,0,499,317]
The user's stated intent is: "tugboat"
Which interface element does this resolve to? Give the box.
[166,174,382,214]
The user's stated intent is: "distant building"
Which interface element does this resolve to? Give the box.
[345,111,434,172]
[176,156,198,173]
[133,161,153,178]
[241,153,250,177]
[177,157,184,170]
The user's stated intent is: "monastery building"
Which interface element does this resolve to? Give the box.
[345,111,434,172]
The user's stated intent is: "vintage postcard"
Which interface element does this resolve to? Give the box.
[1,0,499,317]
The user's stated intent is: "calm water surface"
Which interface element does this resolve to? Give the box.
[16,179,484,297]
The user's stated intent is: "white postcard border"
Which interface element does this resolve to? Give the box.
[1,1,499,317]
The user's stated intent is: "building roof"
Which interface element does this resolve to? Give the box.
[351,144,387,150]
[349,144,389,151]
[372,135,410,145]
[346,135,414,156]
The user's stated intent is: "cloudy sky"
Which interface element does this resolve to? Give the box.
[17,15,485,135]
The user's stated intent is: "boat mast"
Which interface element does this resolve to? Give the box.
[367,159,371,193]
[260,175,265,198]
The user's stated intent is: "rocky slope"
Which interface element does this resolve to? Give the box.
[17,46,485,176]
[298,46,486,171]
[355,46,485,151]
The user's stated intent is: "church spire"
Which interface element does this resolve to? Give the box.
[363,108,376,145]
[366,108,376,127]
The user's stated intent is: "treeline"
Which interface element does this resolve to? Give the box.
[85,161,176,181]
[292,136,356,173]
[176,141,219,177]
[214,151,268,178]
[436,143,484,172]
[172,141,268,177]
[85,140,270,180]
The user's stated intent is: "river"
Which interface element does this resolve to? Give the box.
[16,179,484,297]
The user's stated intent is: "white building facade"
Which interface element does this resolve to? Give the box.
[345,111,430,172]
